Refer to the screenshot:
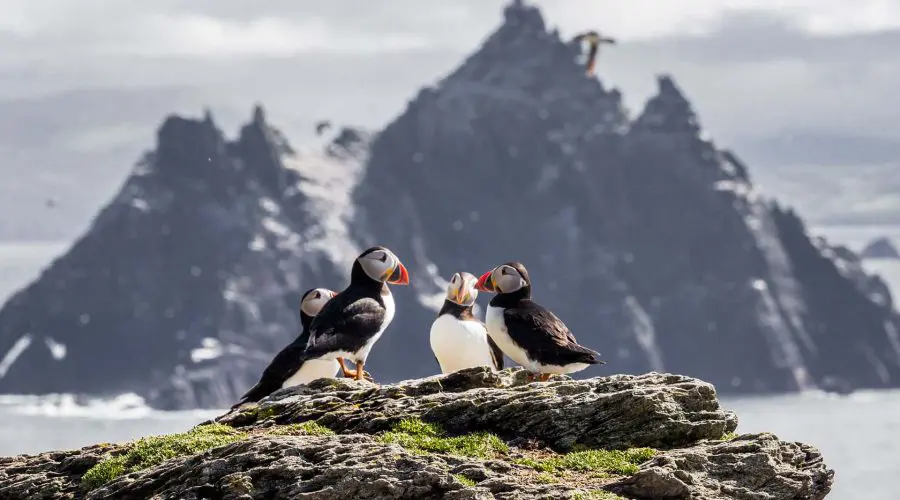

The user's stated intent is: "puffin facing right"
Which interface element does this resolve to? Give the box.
[475,261,604,382]
[303,246,410,381]
[430,272,503,374]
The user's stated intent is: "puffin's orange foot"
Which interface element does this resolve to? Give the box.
[525,372,536,383]
[337,358,355,378]
[355,362,366,381]
[538,373,552,382]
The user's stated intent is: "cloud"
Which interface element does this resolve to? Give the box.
[1,0,899,143]
[540,0,900,40]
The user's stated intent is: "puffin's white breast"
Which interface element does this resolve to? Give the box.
[485,305,536,370]
[281,359,340,389]
[430,314,496,374]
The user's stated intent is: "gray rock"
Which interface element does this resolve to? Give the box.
[219,368,738,452]
[609,433,833,500]
[0,370,833,500]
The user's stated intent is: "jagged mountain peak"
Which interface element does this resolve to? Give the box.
[503,0,544,28]
[861,237,900,260]
[427,0,624,132]
[0,107,356,408]
[153,113,228,177]
[632,75,702,136]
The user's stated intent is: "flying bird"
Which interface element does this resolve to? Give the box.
[475,261,604,382]
[430,272,504,374]
[572,30,616,76]
[315,120,332,136]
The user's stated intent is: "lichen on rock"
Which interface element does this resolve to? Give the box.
[0,368,834,499]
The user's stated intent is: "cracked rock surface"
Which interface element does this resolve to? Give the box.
[221,368,738,452]
[0,368,834,499]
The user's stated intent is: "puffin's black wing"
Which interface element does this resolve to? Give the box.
[305,296,386,357]
[487,334,505,370]
[232,339,306,408]
[502,300,603,366]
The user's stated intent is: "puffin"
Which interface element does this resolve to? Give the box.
[232,287,339,408]
[571,30,617,76]
[302,246,410,381]
[475,261,604,382]
[430,272,504,374]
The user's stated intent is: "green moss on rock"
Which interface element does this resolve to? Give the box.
[266,421,334,436]
[378,418,508,458]
[515,448,655,476]
[573,490,625,500]
[82,424,246,490]
[453,474,477,487]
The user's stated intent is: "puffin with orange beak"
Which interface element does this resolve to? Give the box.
[475,262,604,382]
[429,272,504,374]
[232,287,340,408]
[302,246,410,382]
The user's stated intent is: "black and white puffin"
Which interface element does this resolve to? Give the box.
[232,287,338,408]
[475,261,604,382]
[430,272,504,374]
[303,246,409,381]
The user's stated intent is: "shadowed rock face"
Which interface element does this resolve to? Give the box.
[0,110,356,409]
[0,369,834,500]
[350,0,900,394]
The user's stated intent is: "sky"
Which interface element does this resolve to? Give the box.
[1,0,899,237]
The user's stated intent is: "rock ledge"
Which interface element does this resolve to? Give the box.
[0,368,834,499]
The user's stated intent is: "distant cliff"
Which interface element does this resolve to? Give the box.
[861,237,900,260]
[0,107,368,409]
[350,0,900,394]
[0,0,899,409]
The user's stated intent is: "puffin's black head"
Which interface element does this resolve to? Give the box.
[475,261,531,297]
[445,271,479,307]
[351,246,410,287]
[299,287,337,329]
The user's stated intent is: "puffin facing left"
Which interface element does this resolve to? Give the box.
[303,246,410,382]
[430,272,503,374]
[231,287,337,409]
[475,261,605,382]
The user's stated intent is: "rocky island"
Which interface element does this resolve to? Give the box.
[0,368,833,499]
[1,0,898,410]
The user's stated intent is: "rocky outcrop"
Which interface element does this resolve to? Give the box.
[614,433,832,500]
[0,369,834,500]
[0,107,370,409]
[350,0,900,394]
[860,237,900,260]
[218,369,736,451]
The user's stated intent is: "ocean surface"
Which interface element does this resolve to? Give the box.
[1,234,900,499]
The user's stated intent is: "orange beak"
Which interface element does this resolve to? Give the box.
[475,270,496,293]
[387,262,410,285]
